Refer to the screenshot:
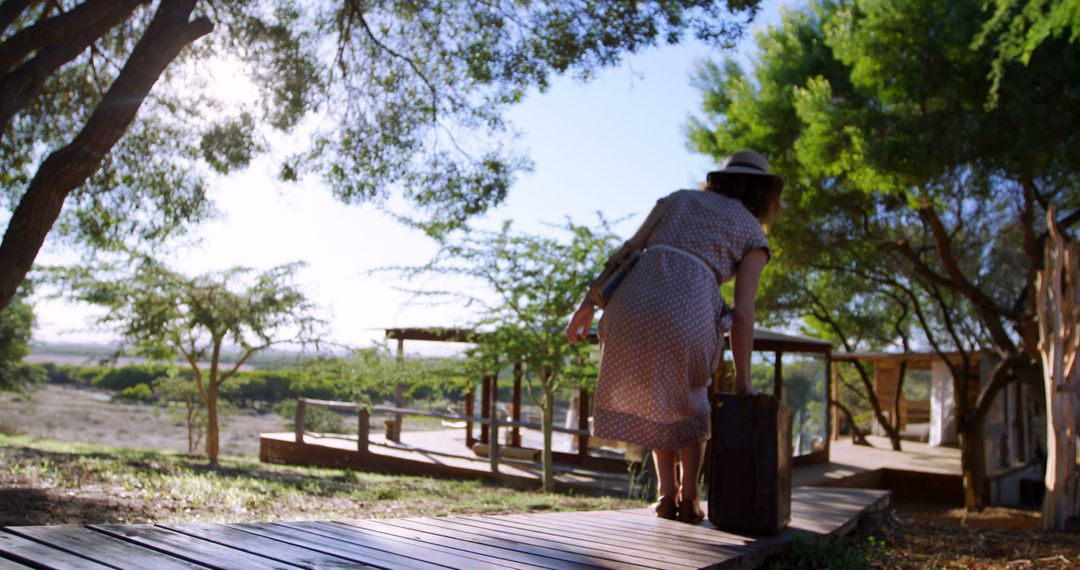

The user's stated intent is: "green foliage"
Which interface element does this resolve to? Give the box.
[394,217,621,490]
[688,0,1079,358]
[92,364,174,392]
[0,0,763,288]
[118,383,154,402]
[53,255,322,462]
[766,535,879,569]
[0,288,38,393]
[980,0,1080,99]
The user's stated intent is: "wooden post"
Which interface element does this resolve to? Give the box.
[512,360,523,447]
[357,408,370,453]
[294,399,306,443]
[465,382,475,448]
[832,362,841,440]
[390,338,405,443]
[577,387,590,464]
[774,351,784,399]
[490,375,500,474]
[480,374,492,444]
[825,351,833,456]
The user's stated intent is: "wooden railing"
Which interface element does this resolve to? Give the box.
[294,397,590,474]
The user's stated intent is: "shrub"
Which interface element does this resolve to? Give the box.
[118,383,154,402]
[93,364,173,392]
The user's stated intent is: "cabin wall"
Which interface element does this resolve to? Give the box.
[930,360,958,446]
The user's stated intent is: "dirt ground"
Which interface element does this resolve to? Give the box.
[0,384,284,457]
[840,500,1080,569]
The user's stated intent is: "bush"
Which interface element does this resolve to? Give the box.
[766,536,876,570]
[118,383,154,402]
[93,364,173,392]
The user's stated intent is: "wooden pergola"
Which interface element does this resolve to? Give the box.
[386,326,834,469]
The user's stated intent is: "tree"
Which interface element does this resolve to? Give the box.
[57,256,321,463]
[395,219,619,491]
[0,0,764,313]
[0,286,40,392]
[688,0,1079,509]
[154,372,205,455]
[1036,209,1080,530]
[979,0,1080,99]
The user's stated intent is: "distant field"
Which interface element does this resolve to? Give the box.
[0,384,281,457]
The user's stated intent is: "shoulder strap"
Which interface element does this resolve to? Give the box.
[625,190,683,250]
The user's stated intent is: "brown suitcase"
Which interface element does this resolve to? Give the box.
[707,393,792,535]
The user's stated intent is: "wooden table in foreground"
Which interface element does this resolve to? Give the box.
[0,487,888,570]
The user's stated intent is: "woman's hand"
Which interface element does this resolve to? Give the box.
[565,300,595,344]
[734,375,756,396]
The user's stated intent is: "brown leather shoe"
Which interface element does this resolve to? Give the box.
[677,498,705,523]
[653,495,678,519]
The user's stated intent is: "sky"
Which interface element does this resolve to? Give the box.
[31,2,789,357]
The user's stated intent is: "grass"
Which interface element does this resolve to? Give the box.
[0,434,645,526]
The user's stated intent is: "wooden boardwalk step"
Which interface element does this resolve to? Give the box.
[0,487,890,570]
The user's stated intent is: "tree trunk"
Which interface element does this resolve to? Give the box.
[541,384,555,493]
[206,336,222,464]
[1037,210,1080,530]
[0,0,211,311]
[205,380,219,463]
[830,400,872,446]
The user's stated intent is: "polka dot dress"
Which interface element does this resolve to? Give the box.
[593,190,770,451]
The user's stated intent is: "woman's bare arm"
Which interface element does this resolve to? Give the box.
[731,248,768,394]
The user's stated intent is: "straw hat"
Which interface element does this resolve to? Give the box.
[709,150,785,195]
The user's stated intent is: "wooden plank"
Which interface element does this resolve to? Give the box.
[161,523,369,569]
[0,530,114,570]
[91,524,299,569]
[457,515,717,568]
[0,557,35,569]
[445,515,704,569]
[235,522,447,570]
[571,510,781,548]
[491,512,755,557]
[336,520,555,570]
[402,517,658,570]
[276,521,504,570]
[7,525,204,570]
[378,518,608,570]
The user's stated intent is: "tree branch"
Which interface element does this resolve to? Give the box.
[917,205,1017,353]
[0,0,149,128]
[0,0,39,37]
[0,0,212,311]
[830,400,872,446]
[348,1,438,122]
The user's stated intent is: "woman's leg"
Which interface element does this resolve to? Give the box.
[653,449,679,500]
[677,442,707,520]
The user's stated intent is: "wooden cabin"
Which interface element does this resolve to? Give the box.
[831,351,1046,507]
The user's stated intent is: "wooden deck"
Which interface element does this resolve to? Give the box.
[0,487,887,569]
[260,431,636,497]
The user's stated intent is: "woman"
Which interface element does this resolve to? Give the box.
[566,150,783,522]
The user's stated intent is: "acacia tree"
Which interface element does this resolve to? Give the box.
[396,220,618,491]
[57,257,321,462]
[688,0,1079,509]
[0,0,763,313]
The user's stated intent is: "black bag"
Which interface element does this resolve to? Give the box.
[707,393,792,536]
